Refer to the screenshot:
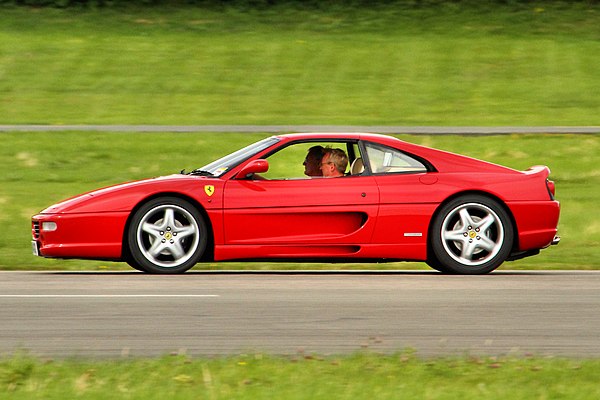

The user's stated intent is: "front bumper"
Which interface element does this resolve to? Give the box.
[31,212,128,260]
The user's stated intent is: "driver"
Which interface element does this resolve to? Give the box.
[303,145,325,177]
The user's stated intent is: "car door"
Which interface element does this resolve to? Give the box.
[222,175,379,247]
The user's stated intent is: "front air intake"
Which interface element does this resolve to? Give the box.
[32,221,40,239]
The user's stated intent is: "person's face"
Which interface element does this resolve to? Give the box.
[303,153,322,177]
[320,154,337,177]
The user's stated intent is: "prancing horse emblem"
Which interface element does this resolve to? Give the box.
[204,185,215,197]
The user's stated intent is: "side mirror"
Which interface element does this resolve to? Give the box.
[235,159,269,179]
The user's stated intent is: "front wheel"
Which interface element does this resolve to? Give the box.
[127,197,207,274]
[429,195,514,274]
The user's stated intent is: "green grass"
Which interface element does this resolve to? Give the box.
[1,3,600,125]
[2,352,600,399]
[2,132,598,271]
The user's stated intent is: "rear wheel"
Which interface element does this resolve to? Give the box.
[429,195,513,274]
[127,197,207,274]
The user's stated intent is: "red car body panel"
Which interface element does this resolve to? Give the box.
[32,133,560,266]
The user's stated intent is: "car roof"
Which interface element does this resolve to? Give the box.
[275,132,403,144]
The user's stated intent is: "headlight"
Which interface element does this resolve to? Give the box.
[42,222,58,232]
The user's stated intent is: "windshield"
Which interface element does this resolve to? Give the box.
[193,136,280,177]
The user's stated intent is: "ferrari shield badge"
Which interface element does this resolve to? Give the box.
[204,185,215,197]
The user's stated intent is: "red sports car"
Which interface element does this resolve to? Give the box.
[32,133,560,274]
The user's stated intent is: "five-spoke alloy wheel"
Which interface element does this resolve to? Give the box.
[127,197,207,274]
[429,195,513,274]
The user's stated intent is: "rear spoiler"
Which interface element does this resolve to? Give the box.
[523,165,550,178]
[524,165,555,200]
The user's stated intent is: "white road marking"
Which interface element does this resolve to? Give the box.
[0,294,219,298]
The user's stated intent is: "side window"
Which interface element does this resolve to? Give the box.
[364,142,427,174]
[260,142,351,180]
[261,143,309,179]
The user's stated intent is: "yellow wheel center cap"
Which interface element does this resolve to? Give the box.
[164,232,173,240]
[469,231,477,239]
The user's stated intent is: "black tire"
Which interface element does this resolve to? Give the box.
[429,195,513,275]
[123,253,148,272]
[426,256,456,274]
[126,197,207,274]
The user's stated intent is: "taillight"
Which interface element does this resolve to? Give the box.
[546,179,556,200]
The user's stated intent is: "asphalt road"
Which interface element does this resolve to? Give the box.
[1,270,599,359]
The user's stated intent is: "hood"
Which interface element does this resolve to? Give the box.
[39,174,218,214]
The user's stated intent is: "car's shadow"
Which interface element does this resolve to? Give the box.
[45,269,563,276]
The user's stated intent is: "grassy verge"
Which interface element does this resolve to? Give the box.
[1,3,599,125]
[2,352,600,399]
[2,132,598,271]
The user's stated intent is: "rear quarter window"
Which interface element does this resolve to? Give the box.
[364,142,428,174]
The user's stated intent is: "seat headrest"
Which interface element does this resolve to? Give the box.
[351,157,364,175]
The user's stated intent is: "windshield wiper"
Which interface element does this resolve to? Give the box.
[188,169,214,176]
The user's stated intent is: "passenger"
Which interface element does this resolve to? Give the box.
[303,145,325,177]
[320,148,348,178]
